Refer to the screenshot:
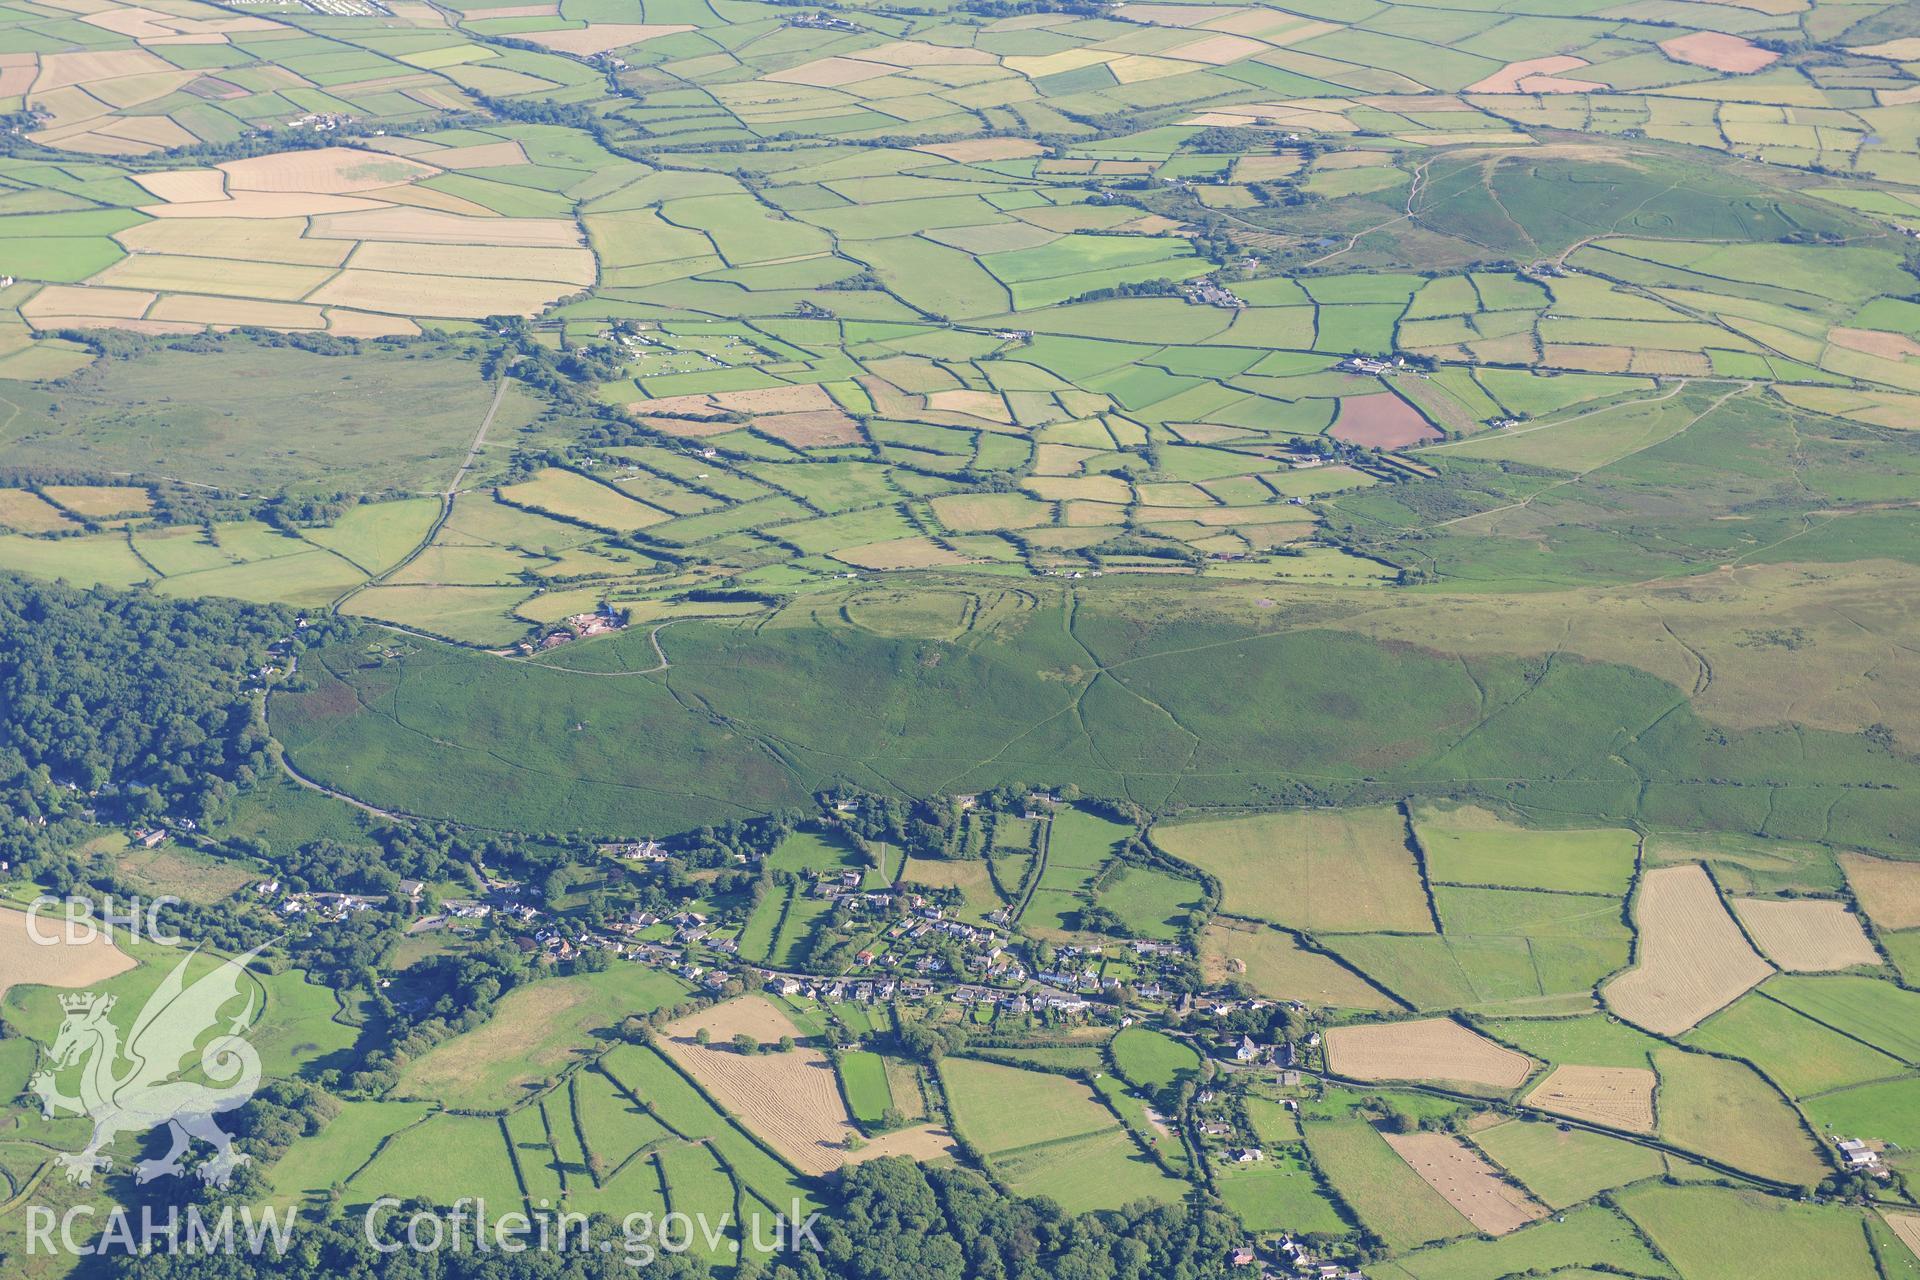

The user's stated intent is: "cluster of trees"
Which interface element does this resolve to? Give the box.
[823,784,1106,864]
[44,326,369,367]
[258,493,368,530]
[894,1018,970,1064]
[0,577,349,862]
[769,1159,1244,1280]
[1063,278,1187,305]
[100,1158,1245,1280]
[344,943,534,1097]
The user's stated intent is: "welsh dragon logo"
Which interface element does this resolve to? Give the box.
[30,947,265,1188]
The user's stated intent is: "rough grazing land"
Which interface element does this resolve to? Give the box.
[1382,1131,1547,1236]
[1604,865,1773,1036]
[1325,1018,1533,1090]
[1732,899,1880,972]
[1523,1064,1657,1133]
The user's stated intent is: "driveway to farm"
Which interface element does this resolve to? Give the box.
[518,619,679,674]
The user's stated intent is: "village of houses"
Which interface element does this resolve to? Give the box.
[111,779,1891,1280]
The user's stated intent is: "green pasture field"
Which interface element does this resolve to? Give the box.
[153,546,369,610]
[346,583,540,645]
[1091,1073,1185,1174]
[899,855,1006,924]
[1434,386,1723,475]
[1650,1047,1827,1187]
[1108,1026,1199,1094]
[1093,863,1202,940]
[993,1124,1188,1214]
[0,938,334,1085]
[1615,1184,1883,1280]
[574,1065,672,1176]
[500,468,669,533]
[0,1038,37,1109]
[737,886,787,963]
[248,967,365,1080]
[766,828,869,879]
[1411,804,1638,895]
[1468,1120,1663,1211]
[1481,1015,1665,1071]
[941,1057,1115,1154]
[0,531,154,589]
[1046,807,1133,870]
[655,1141,740,1264]
[506,1102,564,1204]
[1886,931,1920,986]
[1302,1118,1469,1252]
[1374,1204,1673,1280]
[599,1045,816,1214]
[1215,1143,1346,1235]
[1801,1077,1920,1161]
[1761,976,1920,1063]
[770,894,830,968]
[1684,992,1906,1097]
[301,500,440,577]
[351,1113,524,1210]
[1323,930,1612,1015]
[836,1050,894,1128]
[832,1002,887,1040]
[1431,886,1627,946]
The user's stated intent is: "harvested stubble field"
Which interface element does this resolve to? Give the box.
[1382,1131,1547,1236]
[1523,1063,1656,1133]
[661,998,953,1175]
[1604,865,1773,1036]
[1324,1018,1533,1090]
[1884,1212,1920,1262]
[1732,899,1880,972]
[1839,854,1920,932]
[0,906,135,1000]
